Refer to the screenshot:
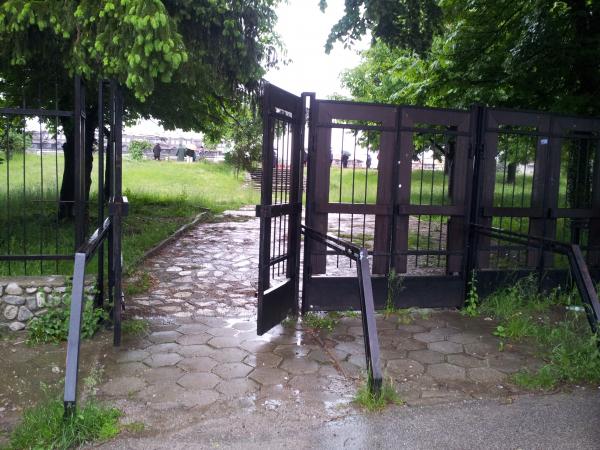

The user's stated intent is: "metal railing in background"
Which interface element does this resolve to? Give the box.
[471,224,600,335]
[302,225,382,393]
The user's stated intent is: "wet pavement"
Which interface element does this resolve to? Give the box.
[0,207,587,448]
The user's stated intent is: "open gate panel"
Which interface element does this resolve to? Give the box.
[255,84,304,335]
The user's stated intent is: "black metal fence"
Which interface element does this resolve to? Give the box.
[0,78,90,275]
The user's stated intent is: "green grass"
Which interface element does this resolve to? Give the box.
[302,312,338,332]
[477,276,600,390]
[0,154,258,276]
[354,377,403,412]
[7,398,121,450]
[123,271,154,296]
[326,167,566,207]
[121,318,150,336]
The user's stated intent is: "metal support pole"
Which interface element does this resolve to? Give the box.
[63,252,87,414]
[463,105,486,298]
[356,248,382,393]
[301,92,316,315]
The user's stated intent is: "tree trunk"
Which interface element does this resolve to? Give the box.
[58,105,98,219]
[506,162,517,184]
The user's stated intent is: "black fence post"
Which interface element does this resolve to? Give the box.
[73,76,86,249]
[96,81,105,308]
[110,80,124,346]
[301,92,316,315]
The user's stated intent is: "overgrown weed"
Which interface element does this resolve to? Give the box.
[121,318,150,336]
[302,312,338,332]
[8,398,121,450]
[354,376,403,412]
[477,276,600,389]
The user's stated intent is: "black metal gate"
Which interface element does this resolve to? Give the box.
[255,83,304,335]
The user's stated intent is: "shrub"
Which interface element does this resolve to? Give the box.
[128,140,152,161]
[27,295,107,345]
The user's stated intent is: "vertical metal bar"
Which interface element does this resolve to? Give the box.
[337,129,345,268]
[22,122,27,274]
[111,81,123,346]
[39,117,44,273]
[74,76,85,249]
[63,252,86,414]
[54,83,60,273]
[107,80,115,319]
[287,94,304,316]
[96,81,105,308]
[301,92,316,314]
[4,123,10,275]
[464,105,486,296]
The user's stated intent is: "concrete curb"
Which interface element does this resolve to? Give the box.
[135,210,210,266]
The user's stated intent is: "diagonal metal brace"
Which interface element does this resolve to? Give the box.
[301,225,383,393]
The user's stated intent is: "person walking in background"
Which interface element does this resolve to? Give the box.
[185,143,196,163]
[152,143,162,160]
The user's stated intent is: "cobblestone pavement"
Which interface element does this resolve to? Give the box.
[97,207,544,432]
[126,208,259,319]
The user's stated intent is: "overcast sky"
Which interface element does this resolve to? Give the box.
[265,0,368,98]
[127,0,368,137]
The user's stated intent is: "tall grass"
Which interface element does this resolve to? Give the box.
[0,154,258,275]
[478,276,600,390]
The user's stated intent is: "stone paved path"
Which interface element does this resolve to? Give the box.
[96,207,545,434]
[127,208,259,319]
[0,207,549,445]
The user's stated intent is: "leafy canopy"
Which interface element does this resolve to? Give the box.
[0,0,281,133]
[334,0,600,115]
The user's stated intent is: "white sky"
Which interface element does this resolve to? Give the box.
[265,0,368,97]
[127,0,368,138]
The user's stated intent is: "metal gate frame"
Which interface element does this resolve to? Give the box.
[256,85,600,319]
[295,94,599,313]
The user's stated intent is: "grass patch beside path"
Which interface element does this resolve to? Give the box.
[7,398,121,450]
[0,157,258,276]
[477,276,600,390]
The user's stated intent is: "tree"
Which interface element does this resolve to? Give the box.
[221,106,262,175]
[320,0,441,55]
[128,140,152,161]
[333,0,600,115]
[0,0,281,216]
[335,1,600,200]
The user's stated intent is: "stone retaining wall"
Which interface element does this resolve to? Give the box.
[0,276,95,332]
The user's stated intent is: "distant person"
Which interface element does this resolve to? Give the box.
[152,143,162,160]
[366,153,372,169]
[185,143,196,163]
[176,144,186,161]
[341,151,350,168]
